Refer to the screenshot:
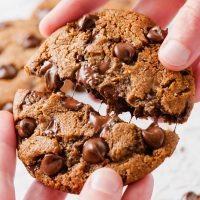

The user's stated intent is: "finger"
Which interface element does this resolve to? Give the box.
[134,0,185,27]
[0,111,16,200]
[122,175,154,200]
[24,181,67,200]
[39,0,108,37]
[79,168,123,200]
[159,0,200,71]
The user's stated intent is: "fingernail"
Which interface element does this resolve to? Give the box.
[90,168,121,194]
[159,40,191,67]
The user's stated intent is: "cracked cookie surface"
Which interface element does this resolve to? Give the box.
[25,10,195,123]
[14,89,178,194]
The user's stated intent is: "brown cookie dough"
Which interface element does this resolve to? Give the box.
[25,10,195,123]
[182,192,200,200]
[0,20,46,112]
[13,89,178,194]
[32,0,60,21]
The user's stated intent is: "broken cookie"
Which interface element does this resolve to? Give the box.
[25,10,195,123]
[13,89,178,194]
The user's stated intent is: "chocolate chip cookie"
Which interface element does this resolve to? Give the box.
[182,192,200,200]
[25,10,195,123]
[32,0,60,21]
[0,20,45,112]
[13,89,178,194]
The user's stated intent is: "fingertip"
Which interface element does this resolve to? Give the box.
[158,55,186,71]
[144,174,154,188]
[39,17,53,37]
[91,168,123,188]
[80,168,123,200]
[122,175,154,200]
[158,41,190,71]
[0,110,13,119]
[24,181,67,200]
[0,111,15,146]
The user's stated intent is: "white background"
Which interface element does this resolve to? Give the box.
[0,1,200,199]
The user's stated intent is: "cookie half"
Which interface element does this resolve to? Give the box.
[25,10,195,123]
[14,89,178,194]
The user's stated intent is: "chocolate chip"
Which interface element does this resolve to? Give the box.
[89,113,110,133]
[16,118,37,138]
[114,42,136,64]
[142,122,165,149]
[182,192,198,200]
[77,65,99,88]
[45,65,63,91]
[22,34,41,48]
[100,117,120,136]
[0,64,17,79]
[2,102,13,113]
[45,120,59,135]
[180,70,190,76]
[83,138,108,164]
[0,22,11,29]
[64,96,83,110]
[78,14,98,31]
[39,61,52,76]
[147,26,168,43]
[23,91,46,106]
[100,85,118,99]
[98,62,110,74]
[76,54,84,62]
[75,84,85,92]
[40,154,65,176]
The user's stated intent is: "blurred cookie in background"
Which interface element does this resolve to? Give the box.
[0,19,45,112]
[32,0,137,21]
[0,70,45,113]
[103,0,136,9]
[32,0,60,21]
[0,20,43,70]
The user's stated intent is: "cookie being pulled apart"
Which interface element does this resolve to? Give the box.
[25,9,195,123]
[13,89,178,194]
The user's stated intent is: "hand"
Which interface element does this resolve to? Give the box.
[134,0,200,101]
[0,111,153,200]
[39,0,200,102]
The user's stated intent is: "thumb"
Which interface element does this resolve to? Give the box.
[79,168,123,200]
[159,0,200,71]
